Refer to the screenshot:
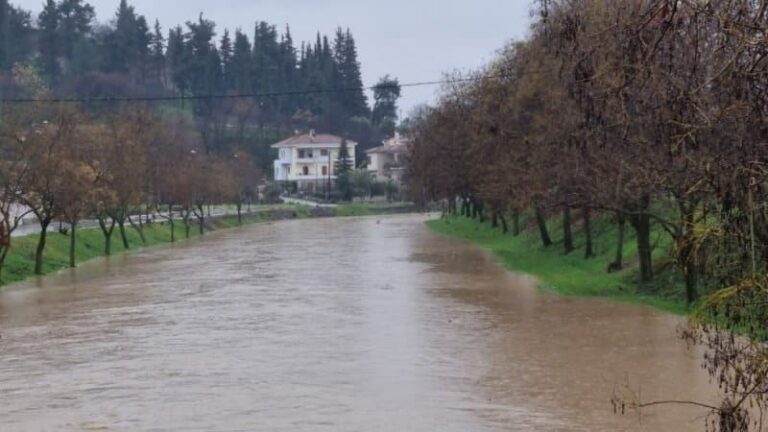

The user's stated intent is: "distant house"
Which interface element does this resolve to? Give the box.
[366,132,409,183]
[272,130,357,193]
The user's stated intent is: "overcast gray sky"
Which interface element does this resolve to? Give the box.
[16,0,534,115]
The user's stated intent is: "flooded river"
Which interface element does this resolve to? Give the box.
[0,215,717,431]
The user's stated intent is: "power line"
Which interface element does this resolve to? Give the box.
[0,75,508,104]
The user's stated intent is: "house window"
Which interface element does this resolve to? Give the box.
[298,150,306,159]
[307,151,314,158]
[322,166,328,176]
[321,149,329,156]
[302,166,309,176]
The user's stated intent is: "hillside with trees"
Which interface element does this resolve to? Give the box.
[0,0,402,167]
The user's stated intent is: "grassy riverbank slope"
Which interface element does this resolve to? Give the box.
[427,215,689,314]
[1,202,416,288]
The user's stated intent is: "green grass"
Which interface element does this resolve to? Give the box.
[427,214,690,315]
[334,202,415,217]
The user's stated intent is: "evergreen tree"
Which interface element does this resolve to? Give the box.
[0,2,33,70]
[230,29,252,93]
[219,29,233,91]
[333,28,368,119]
[371,75,401,138]
[251,21,280,118]
[103,0,150,82]
[57,0,95,62]
[335,139,354,201]
[38,0,60,77]
[149,19,165,86]
[166,25,188,96]
[0,0,8,69]
[185,14,224,153]
[278,25,298,115]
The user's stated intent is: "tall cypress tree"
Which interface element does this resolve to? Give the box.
[339,29,367,117]
[219,29,233,91]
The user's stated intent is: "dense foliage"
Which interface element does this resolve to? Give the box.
[406,1,768,429]
[0,0,401,162]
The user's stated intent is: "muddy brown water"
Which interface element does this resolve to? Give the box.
[0,215,718,431]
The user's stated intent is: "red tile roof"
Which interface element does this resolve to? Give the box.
[272,133,357,147]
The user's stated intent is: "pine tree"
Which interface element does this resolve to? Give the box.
[339,29,368,117]
[0,1,34,70]
[167,25,188,96]
[56,0,94,62]
[149,19,165,86]
[0,0,8,69]
[104,0,150,82]
[219,29,233,91]
[38,0,60,78]
[231,29,252,93]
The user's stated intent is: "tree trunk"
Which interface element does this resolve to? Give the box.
[680,207,699,304]
[118,220,130,250]
[583,207,594,259]
[499,212,508,234]
[685,257,698,304]
[168,204,175,243]
[491,211,498,228]
[535,207,552,247]
[34,219,51,276]
[98,217,116,256]
[512,211,521,236]
[563,206,574,254]
[629,214,654,283]
[69,222,77,268]
[128,215,147,246]
[237,203,243,225]
[612,214,626,270]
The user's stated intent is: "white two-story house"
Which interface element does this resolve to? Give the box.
[272,131,357,193]
[366,132,409,184]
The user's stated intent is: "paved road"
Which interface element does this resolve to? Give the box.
[10,207,242,238]
[280,196,338,208]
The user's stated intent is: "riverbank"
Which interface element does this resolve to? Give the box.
[427,215,689,315]
[1,202,417,288]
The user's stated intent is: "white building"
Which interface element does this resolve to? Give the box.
[272,131,357,192]
[366,132,409,183]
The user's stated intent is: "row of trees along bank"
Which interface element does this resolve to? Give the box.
[0,65,263,279]
[407,1,768,429]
